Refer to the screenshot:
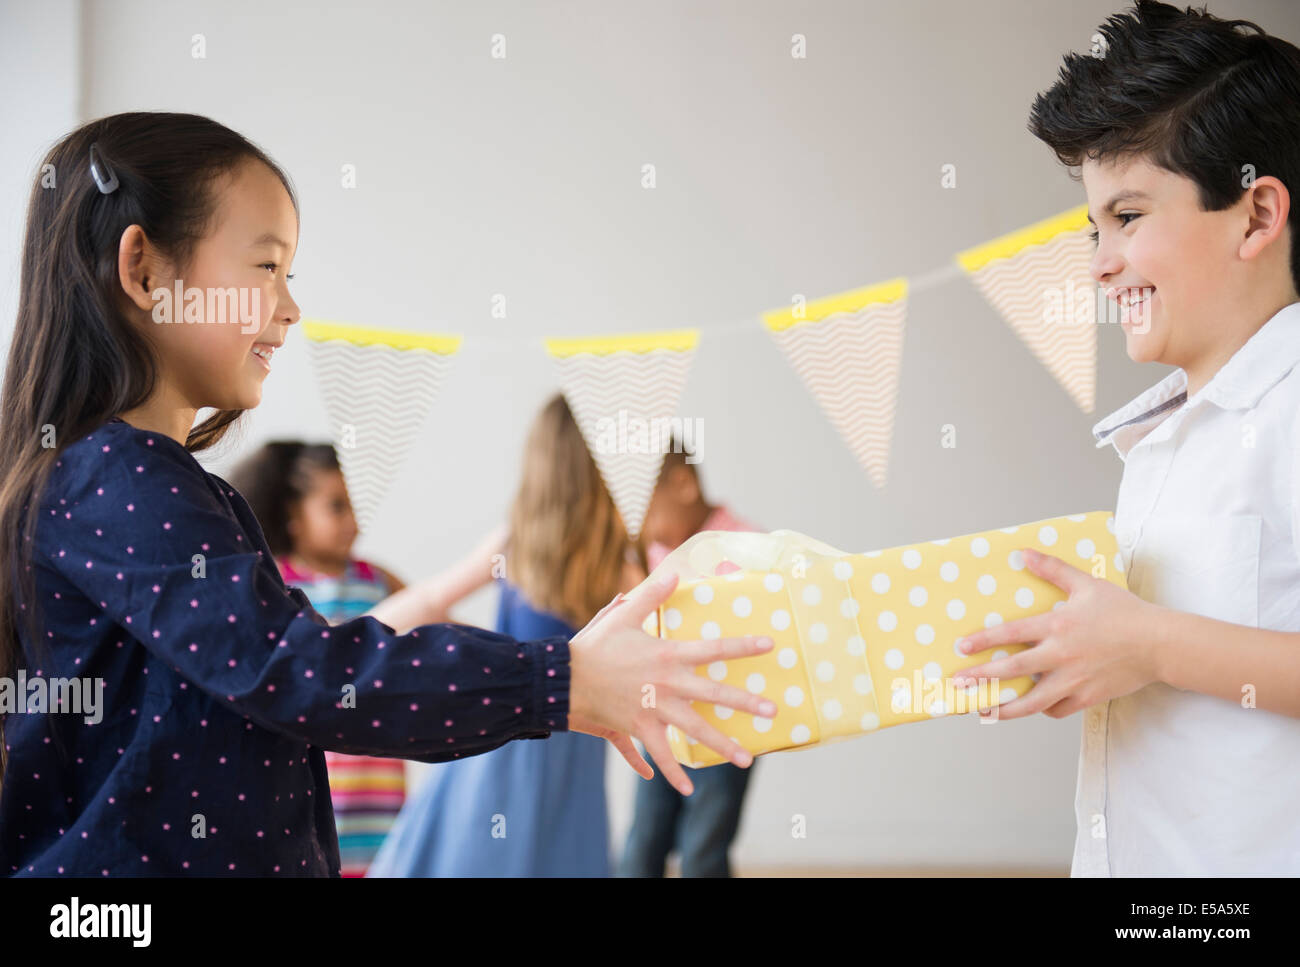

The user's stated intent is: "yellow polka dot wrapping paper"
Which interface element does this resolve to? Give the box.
[641,511,1125,767]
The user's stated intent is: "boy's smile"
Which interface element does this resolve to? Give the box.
[1083,153,1296,397]
[1084,155,1187,370]
[1108,284,1156,331]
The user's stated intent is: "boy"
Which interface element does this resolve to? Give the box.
[618,444,758,877]
[952,0,1300,875]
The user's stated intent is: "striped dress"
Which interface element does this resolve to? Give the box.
[275,555,407,876]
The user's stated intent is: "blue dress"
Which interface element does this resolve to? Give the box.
[0,419,571,877]
[367,580,609,877]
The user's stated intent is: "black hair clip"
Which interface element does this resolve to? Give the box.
[88,143,119,194]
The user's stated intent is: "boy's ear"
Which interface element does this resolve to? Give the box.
[116,224,169,314]
[1239,175,1292,263]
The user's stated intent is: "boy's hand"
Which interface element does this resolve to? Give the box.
[949,547,1164,720]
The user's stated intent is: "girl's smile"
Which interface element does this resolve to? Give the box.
[250,340,281,373]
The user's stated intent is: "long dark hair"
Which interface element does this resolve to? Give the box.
[0,112,297,787]
[226,442,341,558]
[1028,0,1300,294]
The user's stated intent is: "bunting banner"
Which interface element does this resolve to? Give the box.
[298,205,1101,514]
[762,278,908,488]
[545,330,699,539]
[956,204,1097,413]
[302,319,462,532]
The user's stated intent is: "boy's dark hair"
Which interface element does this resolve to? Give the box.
[226,442,341,558]
[1028,0,1300,294]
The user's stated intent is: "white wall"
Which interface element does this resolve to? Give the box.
[0,0,80,352]
[8,0,1299,870]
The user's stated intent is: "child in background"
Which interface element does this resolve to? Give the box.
[226,442,407,877]
[365,394,645,876]
[619,443,758,877]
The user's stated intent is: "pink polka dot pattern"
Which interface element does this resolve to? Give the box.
[0,419,572,876]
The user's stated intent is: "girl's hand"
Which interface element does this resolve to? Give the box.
[950,547,1163,720]
[565,713,661,780]
[566,570,777,795]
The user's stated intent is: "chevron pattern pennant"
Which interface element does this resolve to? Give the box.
[956,204,1097,412]
[545,330,699,539]
[763,279,907,488]
[302,320,462,532]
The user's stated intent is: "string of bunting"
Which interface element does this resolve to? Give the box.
[303,204,1095,536]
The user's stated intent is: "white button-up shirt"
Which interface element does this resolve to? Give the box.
[1073,299,1300,876]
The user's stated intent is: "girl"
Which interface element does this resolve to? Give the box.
[366,394,644,876]
[0,112,776,876]
[227,442,407,877]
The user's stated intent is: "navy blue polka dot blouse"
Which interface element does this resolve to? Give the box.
[0,418,571,876]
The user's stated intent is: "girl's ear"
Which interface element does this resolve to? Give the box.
[116,224,168,314]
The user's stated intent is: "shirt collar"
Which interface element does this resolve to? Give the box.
[1092,300,1300,457]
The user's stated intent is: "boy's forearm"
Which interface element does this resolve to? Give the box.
[1147,605,1300,718]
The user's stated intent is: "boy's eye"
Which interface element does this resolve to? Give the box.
[1086,212,1140,245]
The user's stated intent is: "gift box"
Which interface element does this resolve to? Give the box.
[642,511,1124,767]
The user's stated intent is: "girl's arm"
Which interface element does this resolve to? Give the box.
[44,435,564,763]
[45,428,774,788]
[370,563,406,595]
[365,522,507,633]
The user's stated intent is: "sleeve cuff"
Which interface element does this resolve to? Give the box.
[528,634,571,735]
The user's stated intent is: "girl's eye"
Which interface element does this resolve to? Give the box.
[259,263,295,281]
